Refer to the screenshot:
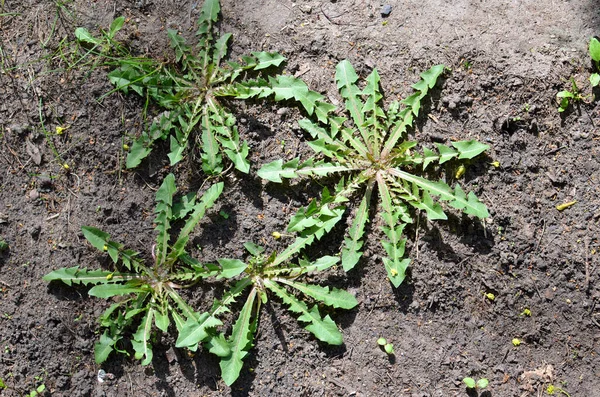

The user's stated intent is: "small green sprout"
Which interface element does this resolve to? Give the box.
[384,343,395,355]
[512,338,521,346]
[0,238,8,252]
[490,161,500,168]
[556,200,576,211]
[455,164,466,179]
[377,337,394,355]
[463,377,488,390]
[556,78,586,112]
[219,210,230,219]
[520,308,531,316]
[485,292,495,301]
[589,37,600,87]
[123,143,130,151]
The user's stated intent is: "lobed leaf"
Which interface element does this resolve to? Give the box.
[88,283,147,299]
[43,266,127,286]
[220,288,258,386]
[94,331,116,364]
[451,140,489,159]
[131,308,154,365]
[176,278,252,349]
[217,258,248,278]
[74,27,101,45]
[277,279,358,309]
[251,51,286,70]
[82,226,110,252]
[264,279,343,345]
[378,178,411,287]
[341,183,373,271]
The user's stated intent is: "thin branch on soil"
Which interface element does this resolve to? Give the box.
[0,279,12,288]
[584,238,591,293]
[543,145,567,156]
[534,219,546,253]
[45,213,60,221]
[414,214,420,260]
[319,3,374,27]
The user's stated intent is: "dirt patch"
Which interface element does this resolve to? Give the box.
[1,0,599,396]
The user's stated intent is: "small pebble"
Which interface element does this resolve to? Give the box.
[381,4,392,17]
[29,189,39,200]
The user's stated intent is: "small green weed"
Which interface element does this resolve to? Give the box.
[557,37,600,112]
[556,77,586,112]
[589,37,600,87]
[463,377,488,390]
[0,238,7,251]
[259,61,489,287]
[176,222,357,385]
[0,378,45,397]
[44,174,225,364]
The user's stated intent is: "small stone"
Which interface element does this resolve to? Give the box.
[300,4,312,13]
[29,189,39,200]
[381,4,392,17]
[30,225,41,238]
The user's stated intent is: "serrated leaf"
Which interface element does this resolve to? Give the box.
[43,266,118,286]
[172,182,223,247]
[447,184,490,218]
[132,309,154,365]
[88,283,146,298]
[126,138,152,168]
[378,178,411,287]
[257,159,298,182]
[217,258,248,278]
[435,143,458,163]
[176,278,252,348]
[335,59,359,91]
[213,33,232,66]
[221,287,258,386]
[419,64,445,89]
[199,0,220,24]
[168,29,191,63]
[82,226,110,251]
[264,279,343,345]
[278,280,358,309]
[451,140,489,159]
[341,186,372,271]
[74,27,101,45]
[94,331,115,364]
[206,333,230,357]
[252,51,285,70]
[411,190,447,220]
[200,112,222,174]
[155,173,177,208]
[154,309,169,332]
[422,147,437,170]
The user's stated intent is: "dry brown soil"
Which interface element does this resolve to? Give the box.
[1,0,600,396]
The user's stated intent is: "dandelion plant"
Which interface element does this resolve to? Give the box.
[76,0,335,174]
[258,60,489,287]
[175,211,356,385]
[44,174,227,364]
